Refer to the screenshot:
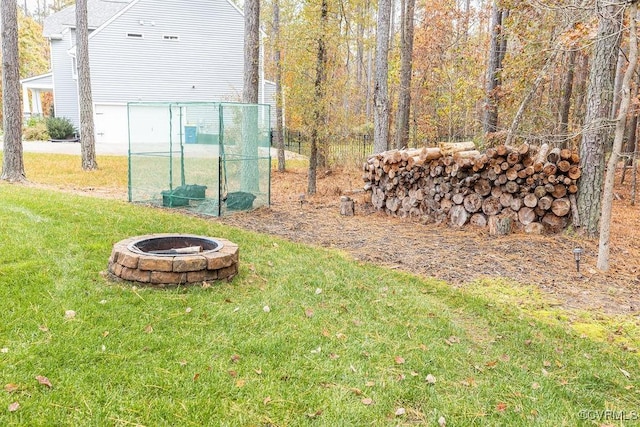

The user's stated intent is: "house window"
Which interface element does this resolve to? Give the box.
[163,35,180,41]
[127,33,143,38]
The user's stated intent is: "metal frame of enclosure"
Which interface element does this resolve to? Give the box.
[127,101,271,216]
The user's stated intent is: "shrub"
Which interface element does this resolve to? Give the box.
[23,116,50,141]
[46,116,77,140]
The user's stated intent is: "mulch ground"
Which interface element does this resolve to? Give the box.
[218,167,640,316]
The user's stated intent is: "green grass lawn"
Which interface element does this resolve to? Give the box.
[1,184,638,426]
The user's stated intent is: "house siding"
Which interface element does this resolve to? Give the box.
[88,0,246,104]
[261,81,276,127]
[51,32,80,128]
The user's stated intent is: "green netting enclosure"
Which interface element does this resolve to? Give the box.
[127,102,271,216]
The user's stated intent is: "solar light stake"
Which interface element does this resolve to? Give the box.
[573,247,584,273]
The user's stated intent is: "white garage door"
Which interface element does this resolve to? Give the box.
[94,104,129,146]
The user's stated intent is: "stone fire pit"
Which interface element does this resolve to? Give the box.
[108,234,239,286]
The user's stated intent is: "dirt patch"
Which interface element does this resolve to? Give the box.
[218,167,640,316]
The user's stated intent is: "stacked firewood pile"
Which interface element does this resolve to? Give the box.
[362,142,582,234]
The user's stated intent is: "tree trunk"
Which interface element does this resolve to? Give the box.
[558,48,577,147]
[483,2,507,134]
[242,0,260,192]
[243,0,260,104]
[373,0,391,153]
[598,1,637,271]
[1,0,25,182]
[394,0,415,150]
[273,0,285,173]
[308,0,328,195]
[76,0,98,171]
[577,0,624,237]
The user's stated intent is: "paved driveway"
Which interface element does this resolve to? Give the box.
[3,140,305,159]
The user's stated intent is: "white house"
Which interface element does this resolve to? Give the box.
[22,0,275,146]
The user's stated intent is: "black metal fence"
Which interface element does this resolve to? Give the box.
[270,130,477,166]
[271,130,374,166]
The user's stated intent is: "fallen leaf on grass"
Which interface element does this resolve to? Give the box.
[425,374,436,384]
[228,370,237,377]
[486,360,498,368]
[231,354,241,363]
[499,354,510,362]
[438,415,446,426]
[365,381,375,387]
[543,360,551,367]
[102,331,109,337]
[263,396,271,405]
[542,368,549,377]
[254,368,262,375]
[193,373,200,381]
[350,388,362,396]
[178,360,188,367]
[619,368,631,378]
[335,332,347,340]
[394,356,405,364]
[496,402,507,412]
[64,310,76,319]
[38,325,49,332]
[35,376,52,388]
[305,308,314,318]
[144,325,153,334]
[5,384,19,393]
[329,353,339,360]
[306,410,323,418]
[185,307,192,313]
[395,407,406,416]
[235,379,245,388]
[8,402,19,412]
[532,382,541,390]
[361,398,373,405]
[0,348,8,354]
[460,378,476,387]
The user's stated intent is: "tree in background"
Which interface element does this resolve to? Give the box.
[598,1,637,270]
[394,0,415,150]
[242,0,261,192]
[483,1,508,135]
[76,0,98,170]
[373,0,391,153]
[2,0,26,182]
[272,0,286,172]
[244,0,260,104]
[308,0,328,194]
[577,0,624,237]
